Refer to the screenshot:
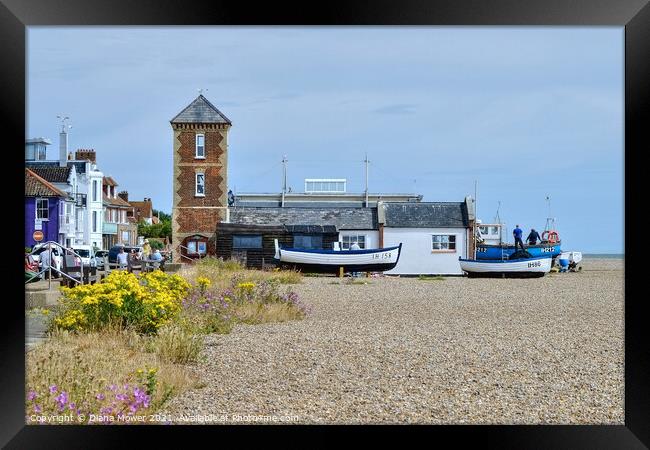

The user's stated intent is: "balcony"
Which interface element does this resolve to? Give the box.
[59,215,75,236]
[75,193,87,208]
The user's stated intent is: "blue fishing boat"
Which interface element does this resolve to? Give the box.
[475,222,561,260]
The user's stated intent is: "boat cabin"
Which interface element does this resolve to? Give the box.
[477,222,503,245]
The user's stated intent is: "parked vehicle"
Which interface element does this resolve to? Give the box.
[72,245,96,267]
[94,250,109,267]
[108,245,143,264]
[31,244,63,272]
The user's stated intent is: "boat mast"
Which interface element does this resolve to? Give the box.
[544,195,555,231]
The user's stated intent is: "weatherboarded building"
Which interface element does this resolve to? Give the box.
[170,95,232,262]
[216,207,377,269]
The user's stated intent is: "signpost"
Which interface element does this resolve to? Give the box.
[33,230,44,242]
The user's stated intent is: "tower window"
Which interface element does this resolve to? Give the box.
[196,134,205,158]
[195,172,205,197]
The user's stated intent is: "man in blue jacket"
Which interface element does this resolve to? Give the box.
[513,225,525,251]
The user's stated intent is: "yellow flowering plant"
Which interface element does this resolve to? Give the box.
[54,270,190,334]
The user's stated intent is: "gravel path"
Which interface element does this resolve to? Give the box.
[159,258,624,424]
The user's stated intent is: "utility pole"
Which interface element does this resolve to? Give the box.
[364,153,370,208]
[281,155,288,207]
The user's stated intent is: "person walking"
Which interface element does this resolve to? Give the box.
[526,228,543,246]
[513,225,525,251]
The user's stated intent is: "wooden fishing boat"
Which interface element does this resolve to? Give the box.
[458,255,552,278]
[274,239,402,273]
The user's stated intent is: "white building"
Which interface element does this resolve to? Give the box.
[25,129,105,249]
[380,200,473,275]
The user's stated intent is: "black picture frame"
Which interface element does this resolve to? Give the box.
[2,0,646,447]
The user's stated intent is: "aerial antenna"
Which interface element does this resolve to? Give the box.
[364,153,370,208]
[281,155,288,207]
[544,195,555,232]
[56,115,71,132]
[198,88,208,96]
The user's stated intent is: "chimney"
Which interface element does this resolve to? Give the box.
[118,191,129,202]
[59,130,68,167]
[75,149,96,163]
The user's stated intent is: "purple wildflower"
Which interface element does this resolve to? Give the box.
[96,393,105,401]
[115,393,128,402]
[34,404,42,413]
[27,391,37,401]
[49,385,58,394]
[100,407,113,415]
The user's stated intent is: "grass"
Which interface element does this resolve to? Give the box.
[417,275,446,281]
[27,258,308,423]
[186,257,302,290]
[26,328,200,418]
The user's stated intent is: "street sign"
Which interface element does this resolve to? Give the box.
[33,230,44,242]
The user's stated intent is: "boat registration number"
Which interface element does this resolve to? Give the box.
[528,261,542,268]
[541,247,555,253]
[372,252,392,260]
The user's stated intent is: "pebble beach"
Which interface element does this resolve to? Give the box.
[159,257,624,424]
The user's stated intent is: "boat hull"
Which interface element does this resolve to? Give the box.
[476,242,561,260]
[275,241,402,274]
[459,256,552,278]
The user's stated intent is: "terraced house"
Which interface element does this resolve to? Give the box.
[102,177,138,248]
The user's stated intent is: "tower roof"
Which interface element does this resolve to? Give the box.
[170,95,232,125]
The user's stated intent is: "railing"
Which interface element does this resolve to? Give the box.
[26,241,86,289]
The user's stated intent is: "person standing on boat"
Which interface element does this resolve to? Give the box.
[526,228,542,246]
[513,225,525,251]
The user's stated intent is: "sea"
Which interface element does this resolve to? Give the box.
[583,254,624,259]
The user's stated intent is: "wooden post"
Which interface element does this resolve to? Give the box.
[339,266,344,278]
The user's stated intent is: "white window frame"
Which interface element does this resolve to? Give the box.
[195,172,205,197]
[341,234,366,250]
[36,198,49,220]
[431,234,457,252]
[195,134,205,159]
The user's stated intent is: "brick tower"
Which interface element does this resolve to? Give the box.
[170,95,231,262]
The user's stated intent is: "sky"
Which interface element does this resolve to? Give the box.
[27,27,624,253]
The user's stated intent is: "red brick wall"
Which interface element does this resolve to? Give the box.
[177,131,224,164]
[176,165,224,208]
[175,208,224,234]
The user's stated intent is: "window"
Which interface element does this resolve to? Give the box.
[195,173,205,196]
[304,179,346,193]
[92,211,98,232]
[432,234,456,251]
[187,240,207,255]
[293,234,323,250]
[341,234,366,250]
[233,235,263,249]
[122,231,129,242]
[196,134,205,158]
[93,180,98,202]
[36,198,49,220]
